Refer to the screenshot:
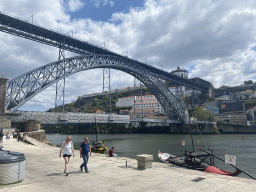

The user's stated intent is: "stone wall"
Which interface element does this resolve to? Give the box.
[0,116,11,128]
[0,76,8,117]
[220,124,256,134]
[24,120,41,132]
[23,130,48,143]
[0,116,13,135]
[134,123,217,134]
[1,128,15,135]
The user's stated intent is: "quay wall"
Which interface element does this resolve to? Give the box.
[23,130,48,143]
[219,123,256,134]
[38,122,256,135]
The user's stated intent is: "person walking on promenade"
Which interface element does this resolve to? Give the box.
[80,137,91,173]
[60,136,75,176]
[17,131,21,142]
[0,130,3,144]
[109,147,114,157]
[6,132,10,145]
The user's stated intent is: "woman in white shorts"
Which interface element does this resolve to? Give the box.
[59,136,74,176]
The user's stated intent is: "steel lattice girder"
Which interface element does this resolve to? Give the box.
[6,55,186,122]
[0,11,208,92]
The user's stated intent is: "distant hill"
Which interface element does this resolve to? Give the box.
[47,88,150,113]
[215,84,256,97]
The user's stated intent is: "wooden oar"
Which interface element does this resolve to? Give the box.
[198,148,256,180]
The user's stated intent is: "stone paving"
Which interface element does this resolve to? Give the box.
[1,136,256,192]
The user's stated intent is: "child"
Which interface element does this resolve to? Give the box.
[6,132,10,144]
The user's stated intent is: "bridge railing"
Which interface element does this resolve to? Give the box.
[7,111,130,125]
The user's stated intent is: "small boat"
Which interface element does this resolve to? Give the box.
[158,149,242,177]
[158,108,256,179]
[91,117,108,154]
[91,140,108,154]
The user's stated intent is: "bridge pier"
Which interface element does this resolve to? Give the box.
[0,75,12,134]
[0,75,8,117]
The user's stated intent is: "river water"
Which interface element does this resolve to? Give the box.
[46,133,256,180]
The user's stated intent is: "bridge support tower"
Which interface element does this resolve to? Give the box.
[102,68,111,113]
[0,75,8,117]
[55,46,66,113]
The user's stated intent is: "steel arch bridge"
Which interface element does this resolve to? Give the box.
[0,11,208,92]
[6,54,187,122]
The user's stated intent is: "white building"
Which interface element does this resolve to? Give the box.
[170,66,188,79]
[132,96,165,113]
[216,95,232,100]
[115,96,136,107]
[168,86,202,98]
[116,95,166,118]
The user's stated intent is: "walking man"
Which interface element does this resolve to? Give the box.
[80,137,91,173]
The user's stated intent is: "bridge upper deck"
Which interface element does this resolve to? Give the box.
[0,11,209,92]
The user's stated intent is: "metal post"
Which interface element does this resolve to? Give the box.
[180,85,184,105]
[140,81,143,121]
[133,78,140,119]
[102,68,111,114]
[176,84,179,102]
[134,78,136,119]
[192,89,194,107]
[55,45,65,113]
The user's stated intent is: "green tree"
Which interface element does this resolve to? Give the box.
[219,85,231,89]
[244,80,254,85]
[192,107,215,121]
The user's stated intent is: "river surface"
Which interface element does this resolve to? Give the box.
[46,133,256,180]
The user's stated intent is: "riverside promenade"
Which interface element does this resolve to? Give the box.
[1,137,256,192]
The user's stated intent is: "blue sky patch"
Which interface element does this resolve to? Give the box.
[67,0,144,22]
[251,46,256,51]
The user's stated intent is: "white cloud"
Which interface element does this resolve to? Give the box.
[2,0,256,111]
[90,0,114,8]
[109,1,114,7]
[68,0,86,12]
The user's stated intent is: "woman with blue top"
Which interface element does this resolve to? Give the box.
[60,136,75,176]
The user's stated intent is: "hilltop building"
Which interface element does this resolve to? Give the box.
[170,66,188,79]
[116,95,167,119]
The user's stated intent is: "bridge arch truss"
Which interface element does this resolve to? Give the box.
[6,55,186,122]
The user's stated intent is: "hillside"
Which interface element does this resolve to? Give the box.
[47,88,150,113]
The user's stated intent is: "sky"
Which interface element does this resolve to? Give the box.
[1,0,256,111]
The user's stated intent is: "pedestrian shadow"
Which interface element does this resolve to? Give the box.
[46,171,82,176]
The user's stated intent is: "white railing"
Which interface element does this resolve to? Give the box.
[7,112,130,125]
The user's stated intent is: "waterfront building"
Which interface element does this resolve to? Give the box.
[217,100,245,114]
[115,96,135,108]
[246,106,256,121]
[214,111,247,126]
[116,94,167,118]
[203,101,219,114]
